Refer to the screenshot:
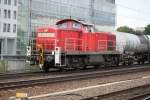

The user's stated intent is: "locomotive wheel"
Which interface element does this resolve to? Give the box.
[114,55,120,66]
[77,59,86,70]
[42,62,50,72]
[78,65,86,70]
[62,58,76,71]
[94,65,99,69]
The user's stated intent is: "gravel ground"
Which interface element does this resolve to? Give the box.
[96,85,150,100]
[1,70,150,100]
[0,69,99,83]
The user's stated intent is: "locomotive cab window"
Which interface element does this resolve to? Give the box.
[85,26,94,33]
[57,22,68,29]
[72,22,81,29]
[89,26,94,33]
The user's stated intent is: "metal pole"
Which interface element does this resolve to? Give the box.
[90,0,95,24]
[146,35,150,63]
[69,4,72,19]
[28,0,32,42]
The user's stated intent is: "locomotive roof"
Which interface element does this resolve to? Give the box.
[56,19,93,26]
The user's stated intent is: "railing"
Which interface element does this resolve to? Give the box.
[41,39,56,52]
[29,38,118,53]
[30,38,57,53]
[97,40,116,51]
[65,38,84,52]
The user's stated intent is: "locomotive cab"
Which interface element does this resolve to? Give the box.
[56,19,83,30]
[56,19,95,32]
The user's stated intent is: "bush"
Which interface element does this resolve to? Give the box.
[0,60,8,73]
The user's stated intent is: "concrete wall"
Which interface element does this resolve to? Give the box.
[0,60,8,73]
[7,59,27,71]
[7,59,40,72]
[0,58,40,73]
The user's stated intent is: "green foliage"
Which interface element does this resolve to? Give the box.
[0,60,8,73]
[144,25,150,35]
[117,26,135,33]
[117,26,144,35]
[133,30,144,35]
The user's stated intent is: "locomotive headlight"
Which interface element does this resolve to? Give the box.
[26,46,31,56]
[46,56,53,62]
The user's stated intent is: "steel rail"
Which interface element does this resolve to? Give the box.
[127,92,150,100]
[1,65,150,90]
[0,64,149,80]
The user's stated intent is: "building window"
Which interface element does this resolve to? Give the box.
[14,0,17,6]
[13,11,16,19]
[4,0,7,4]
[8,0,11,5]
[3,23,7,32]
[106,0,115,4]
[8,10,11,18]
[13,24,16,33]
[4,9,7,18]
[0,9,1,18]
[3,23,11,32]
[0,23,1,32]
[7,24,10,32]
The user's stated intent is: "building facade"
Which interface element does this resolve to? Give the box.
[17,0,116,54]
[0,0,17,55]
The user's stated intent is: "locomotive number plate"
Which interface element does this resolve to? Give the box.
[38,33,55,37]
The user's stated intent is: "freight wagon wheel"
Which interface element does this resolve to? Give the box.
[137,59,142,65]
[128,57,134,65]
[114,55,120,67]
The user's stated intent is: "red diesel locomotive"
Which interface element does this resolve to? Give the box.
[27,19,120,71]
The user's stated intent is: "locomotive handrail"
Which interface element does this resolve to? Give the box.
[29,38,57,52]
[65,38,84,52]
[97,40,116,51]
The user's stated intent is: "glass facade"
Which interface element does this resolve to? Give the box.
[17,0,116,54]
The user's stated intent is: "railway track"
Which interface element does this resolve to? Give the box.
[0,71,42,80]
[84,85,150,100]
[1,65,150,90]
[0,64,149,80]
[127,92,150,100]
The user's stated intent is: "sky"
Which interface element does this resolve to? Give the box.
[116,0,150,28]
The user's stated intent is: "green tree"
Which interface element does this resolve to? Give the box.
[117,26,135,33]
[144,25,150,35]
[133,30,144,35]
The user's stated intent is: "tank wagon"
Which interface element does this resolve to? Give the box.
[27,19,150,71]
[116,32,150,64]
